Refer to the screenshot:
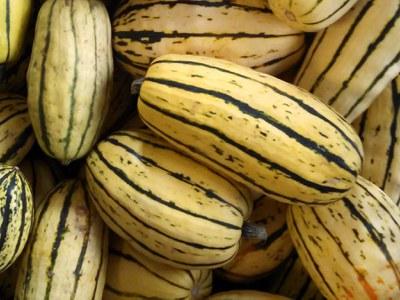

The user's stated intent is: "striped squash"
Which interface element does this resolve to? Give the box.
[208,290,290,300]
[219,196,293,282]
[85,129,252,269]
[15,179,108,300]
[19,152,63,209]
[138,54,364,206]
[112,0,305,77]
[104,233,212,300]
[27,0,113,163]
[0,94,34,165]
[267,251,324,300]
[353,75,400,206]
[0,0,32,69]
[287,176,400,300]
[0,166,33,273]
[295,0,400,122]
[269,0,359,32]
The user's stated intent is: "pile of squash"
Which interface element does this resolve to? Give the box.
[1,0,400,299]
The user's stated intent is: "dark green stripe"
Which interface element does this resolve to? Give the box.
[308,0,374,93]
[70,183,91,300]
[114,0,271,20]
[296,277,314,300]
[110,248,190,291]
[0,172,17,254]
[105,135,244,217]
[113,51,148,72]
[300,0,325,17]
[93,147,241,230]
[303,0,353,25]
[86,164,237,250]
[356,180,400,231]
[0,108,27,126]
[343,197,400,288]
[93,5,113,144]
[0,126,33,164]
[37,0,57,157]
[140,95,352,194]
[295,28,328,84]
[344,50,400,118]
[252,43,305,69]
[151,58,363,161]
[89,214,107,300]
[44,180,77,300]
[63,1,79,158]
[87,182,236,268]
[289,207,336,298]
[140,113,344,205]
[272,251,299,292]
[329,4,400,105]
[114,30,302,45]
[356,111,368,141]
[73,4,99,160]
[112,130,250,205]
[6,176,29,270]
[311,206,373,286]
[382,81,400,191]
[22,182,62,299]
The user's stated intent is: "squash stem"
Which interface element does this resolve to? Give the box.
[130,77,145,95]
[242,221,268,240]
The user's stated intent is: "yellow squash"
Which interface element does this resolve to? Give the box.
[112,0,304,77]
[27,0,113,163]
[0,166,33,273]
[295,0,400,122]
[0,0,32,68]
[15,180,108,300]
[138,54,363,205]
[288,176,400,300]
[353,75,400,206]
[85,129,251,269]
[104,234,212,300]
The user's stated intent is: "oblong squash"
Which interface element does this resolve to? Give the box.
[295,0,400,122]
[112,0,304,77]
[15,179,108,300]
[27,0,113,163]
[85,129,251,269]
[353,75,400,206]
[138,54,363,205]
[269,0,359,32]
[0,0,32,67]
[0,165,33,273]
[287,176,400,300]
[104,234,212,300]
